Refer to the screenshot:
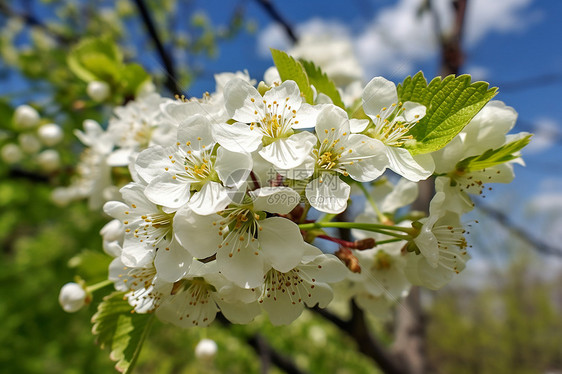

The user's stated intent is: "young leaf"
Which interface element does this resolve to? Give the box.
[119,64,151,97]
[68,37,123,83]
[397,72,498,154]
[92,291,154,374]
[456,134,532,172]
[270,49,314,104]
[300,59,345,108]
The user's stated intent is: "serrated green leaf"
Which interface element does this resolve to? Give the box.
[270,49,314,104]
[92,292,154,374]
[397,72,498,154]
[300,59,345,108]
[456,134,532,172]
[68,37,123,83]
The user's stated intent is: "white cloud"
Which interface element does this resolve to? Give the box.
[256,0,539,81]
[465,0,542,46]
[523,118,559,154]
[257,23,291,58]
[464,65,490,81]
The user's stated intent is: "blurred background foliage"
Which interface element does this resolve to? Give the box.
[1,0,561,373]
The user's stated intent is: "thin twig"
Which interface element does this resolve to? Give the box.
[254,0,298,43]
[132,0,183,96]
[0,2,74,44]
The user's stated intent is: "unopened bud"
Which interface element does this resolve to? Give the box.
[195,338,218,360]
[37,149,60,172]
[19,133,41,154]
[335,247,361,273]
[87,81,111,102]
[354,238,376,250]
[38,123,63,146]
[14,104,40,129]
[59,282,88,313]
[1,143,23,164]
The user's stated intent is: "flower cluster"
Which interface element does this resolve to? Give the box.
[59,64,528,327]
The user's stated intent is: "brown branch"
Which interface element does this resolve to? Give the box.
[216,314,308,374]
[254,0,298,44]
[312,304,407,374]
[132,0,183,96]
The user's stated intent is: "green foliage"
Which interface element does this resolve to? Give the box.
[456,134,532,172]
[300,59,345,108]
[270,49,314,104]
[67,36,123,83]
[427,259,562,374]
[69,250,113,284]
[67,36,150,99]
[92,292,154,374]
[397,72,498,154]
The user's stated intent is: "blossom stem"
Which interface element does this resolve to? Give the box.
[355,182,386,223]
[86,279,113,293]
[298,221,413,239]
[375,238,404,245]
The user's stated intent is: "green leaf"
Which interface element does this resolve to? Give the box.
[119,63,151,97]
[92,291,154,374]
[68,249,113,283]
[300,59,345,108]
[455,134,532,172]
[397,72,498,154]
[270,49,314,104]
[68,37,123,83]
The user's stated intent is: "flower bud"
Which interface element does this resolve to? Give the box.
[1,143,23,164]
[18,133,41,154]
[87,81,111,102]
[58,282,88,313]
[14,104,40,129]
[51,187,76,207]
[194,338,218,360]
[38,123,63,146]
[37,149,60,172]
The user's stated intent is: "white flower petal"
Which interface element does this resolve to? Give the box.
[177,114,214,151]
[145,172,191,209]
[259,217,307,272]
[385,147,434,182]
[215,147,252,187]
[259,131,316,170]
[154,240,193,282]
[120,241,155,267]
[343,135,387,182]
[362,77,398,119]
[349,119,370,133]
[212,122,263,153]
[216,299,261,324]
[188,181,230,215]
[173,206,222,259]
[217,240,266,288]
[251,187,301,214]
[224,78,264,122]
[291,103,322,129]
[306,177,351,214]
[402,101,426,122]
